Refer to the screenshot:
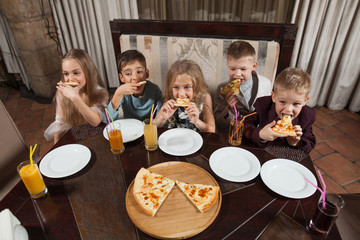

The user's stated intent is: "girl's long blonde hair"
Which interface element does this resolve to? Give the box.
[164,60,208,105]
[59,49,106,127]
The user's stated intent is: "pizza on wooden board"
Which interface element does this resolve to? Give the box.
[174,98,190,107]
[272,115,297,137]
[176,180,219,213]
[132,168,219,216]
[220,79,241,95]
[133,168,175,216]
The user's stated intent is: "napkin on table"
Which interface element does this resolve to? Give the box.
[0,209,28,240]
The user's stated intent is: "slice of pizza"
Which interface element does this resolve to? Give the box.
[57,81,79,87]
[174,98,190,107]
[220,79,241,95]
[176,180,219,212]
[133,182,175,216]
[272,115,297,137]
[133,167,175,193]
[137,80,147,86]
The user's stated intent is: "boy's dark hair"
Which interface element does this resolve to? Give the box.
[226,41,256,61]
[117,50,147,72]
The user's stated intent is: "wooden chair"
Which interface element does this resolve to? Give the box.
[0,99,28,200]
[110,20,297,93]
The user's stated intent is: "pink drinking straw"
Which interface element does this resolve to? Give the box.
[105,108,113,131]
[304,177,326,209]
[233,103,238,127]
[318,169,327,208]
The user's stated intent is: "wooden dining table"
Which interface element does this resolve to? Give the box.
[0,123,342,240]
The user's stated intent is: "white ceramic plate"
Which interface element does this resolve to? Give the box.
[40,144,91,178]
[103,119,144,143]
[260,158,317,199]
[209,147,261,182]
[158,128,203,156]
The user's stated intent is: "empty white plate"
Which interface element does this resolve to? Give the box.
[158,128,203,156]
[260,158,317,199]
[40,144,91,178]
[209,147,261,182]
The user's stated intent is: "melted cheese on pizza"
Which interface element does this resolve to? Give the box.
[220,79,241,95]
[133,168,175,193]
[272,115,296,136]
[176,180,219,212]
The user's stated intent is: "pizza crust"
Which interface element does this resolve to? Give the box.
[138,81,147,86]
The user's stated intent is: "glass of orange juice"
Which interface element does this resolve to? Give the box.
[17,161,48,199]
[228,114,243,146]
[106,121,125,154]
[143,119,158,151]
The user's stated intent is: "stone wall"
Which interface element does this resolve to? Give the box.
[0,0,62,99]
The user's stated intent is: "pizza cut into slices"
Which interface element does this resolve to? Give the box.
[272,114,297,137]
[174,98,190,107]
[220,79,241,95]
[133,167,175,193]
[132,168,176,216]
[133,181,175,216]
[176,180,219,213]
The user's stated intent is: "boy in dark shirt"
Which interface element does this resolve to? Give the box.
[244,67,316,154]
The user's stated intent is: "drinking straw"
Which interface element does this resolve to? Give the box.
[305,177,326,209]
[230,112,257,139]
[149,104,154,125]
[150,104,158,125]
[104,108,113,131]
[233,103,238,127]
[29,144,37,165]
[318,169,327,208]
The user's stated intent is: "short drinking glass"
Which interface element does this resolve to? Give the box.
[308,194,344,237]
[17,161,48,199]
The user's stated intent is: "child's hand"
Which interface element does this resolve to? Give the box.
[259,121,287,142]
[224,91,239,113]
[57,82,80,101]
[117,82,138,96]
[287,125,303,146]
[156,100,177,124]
[185,102,200,124]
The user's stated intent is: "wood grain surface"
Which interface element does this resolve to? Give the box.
[126,161,222,239]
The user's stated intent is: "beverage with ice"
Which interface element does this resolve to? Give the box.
[17,161,47,198]
[143,119,158,151]
[228,115,243,146]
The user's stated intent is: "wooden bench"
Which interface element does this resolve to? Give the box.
[110,20,297,94]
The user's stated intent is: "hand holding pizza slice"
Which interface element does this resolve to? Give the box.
[271,115,297,137]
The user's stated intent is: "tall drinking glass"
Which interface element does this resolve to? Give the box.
[228,114,243,146]
[17,161,48,199]
[106,121,125,154]
[143,119,158,151]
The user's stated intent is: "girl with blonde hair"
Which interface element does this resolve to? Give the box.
[156,60,215,132]
[45,49,108,143]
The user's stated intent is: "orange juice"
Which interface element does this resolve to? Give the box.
[18,162,47,198]
[143,119,158,151]
[106,121,125,154]
[109,129,125,154]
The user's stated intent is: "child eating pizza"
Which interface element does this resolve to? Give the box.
[243,67,316,154]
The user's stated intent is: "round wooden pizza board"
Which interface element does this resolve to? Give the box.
[125,161,222,239]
